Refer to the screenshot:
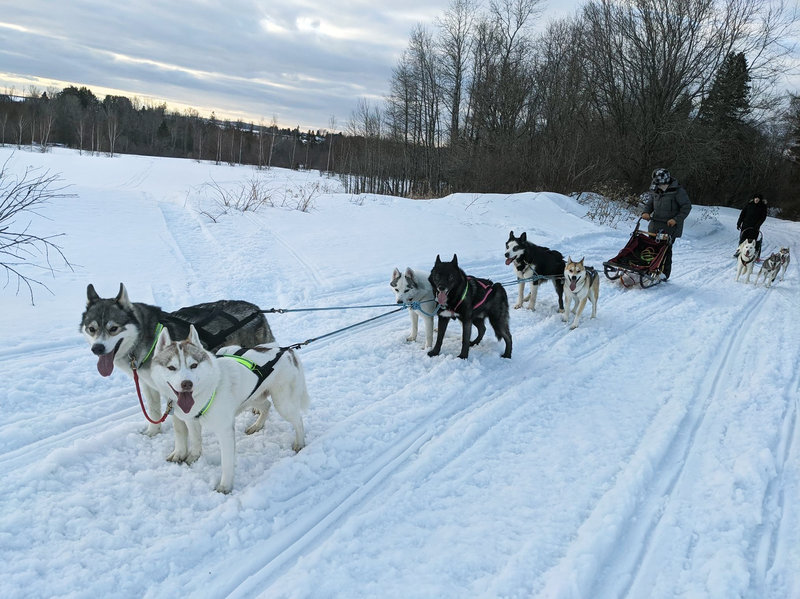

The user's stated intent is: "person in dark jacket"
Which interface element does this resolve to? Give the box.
[641,167,692,280]
[736,193,768,245]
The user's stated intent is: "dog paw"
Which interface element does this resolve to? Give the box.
[457,353,469,359]
[215,483,232,494]
[427,349,440,357]
[513,303,523,309]
[569,323,579,330]
[292,441,305,452]
[244,423,264,435]
[166,450,188,463]
[406,335,416,342]
[143,423,162,437]
[184,451,201,465]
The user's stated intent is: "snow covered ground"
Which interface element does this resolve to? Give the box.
[0,146,798,599]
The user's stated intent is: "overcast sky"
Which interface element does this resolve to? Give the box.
[0,0,582,131]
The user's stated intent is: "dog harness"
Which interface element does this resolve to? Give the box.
[447,277,494,315]
[216,346,289,400]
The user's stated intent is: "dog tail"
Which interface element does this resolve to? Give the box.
[289,349,311,411]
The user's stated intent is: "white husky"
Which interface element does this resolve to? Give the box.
[735,239,758,283]
[562,257,599,330]
[150,325,309,493]
[390,267,435,348]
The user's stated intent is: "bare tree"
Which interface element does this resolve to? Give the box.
[0,157,74,303]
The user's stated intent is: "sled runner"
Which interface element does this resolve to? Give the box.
[603,219,671,288]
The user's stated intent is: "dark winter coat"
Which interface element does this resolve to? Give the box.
[736,198,768,234]
[642,179,692,238]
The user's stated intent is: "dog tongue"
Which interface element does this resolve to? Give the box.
[569,280,577,292]
[177,392,195,413]
[96,353,115,377]
[436,290,448,305]
[505,257,513,265]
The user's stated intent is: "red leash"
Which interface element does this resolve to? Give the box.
[133,367,172,424]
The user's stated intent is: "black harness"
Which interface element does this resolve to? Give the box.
[216,346,289,397]
[168,306,262,350]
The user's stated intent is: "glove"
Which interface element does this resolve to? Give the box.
[667,218,677,227]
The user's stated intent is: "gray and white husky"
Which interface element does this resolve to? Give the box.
[80,283,273,447]
[390,267,435,348]
[754,252,782,288]
[150,325,309,493]
[778,247,790,281]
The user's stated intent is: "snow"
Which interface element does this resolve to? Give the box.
[0,146,798,599]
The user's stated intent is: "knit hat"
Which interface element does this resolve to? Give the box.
[651,168,671,186]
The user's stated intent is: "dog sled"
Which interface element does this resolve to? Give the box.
[603,219,671,288]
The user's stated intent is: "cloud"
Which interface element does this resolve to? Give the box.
[0,0,584,130]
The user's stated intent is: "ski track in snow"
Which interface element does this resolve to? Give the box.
[1,148,798,599]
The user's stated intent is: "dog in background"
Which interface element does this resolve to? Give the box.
[150,325,309,493]
[504,231,565,312]
[390,267,435,349]
[428,254,512,359]
[778,247,790,281]
[562,257,599,330]
[735,239,758,283]
[755,252,782,288]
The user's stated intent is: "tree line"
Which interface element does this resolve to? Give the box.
[346,0,800,217]
[0,86,341,172]
[2,0,799,218]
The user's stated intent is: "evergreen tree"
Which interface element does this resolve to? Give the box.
[699,52,751,128]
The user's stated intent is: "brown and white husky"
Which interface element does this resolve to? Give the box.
[562,257,599,330]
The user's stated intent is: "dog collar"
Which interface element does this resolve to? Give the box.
[131,323,164,370]
[195,390,217,418]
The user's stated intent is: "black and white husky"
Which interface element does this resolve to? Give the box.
[79,283,273,446]
[428,254,512,359]
[562,257,599,330]
[150,325,308,493]
[504,231,565,312]
[390,267,435,349]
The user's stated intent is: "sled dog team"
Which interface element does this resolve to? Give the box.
[735,239,790,287]
[82,230,787,492]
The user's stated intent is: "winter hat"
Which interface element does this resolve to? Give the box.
[651,168,671,186]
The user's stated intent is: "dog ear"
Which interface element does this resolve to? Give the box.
[520,232,527,242]
[567,256,572,264]
[392,268,401,284]
[155,326,172,354]
[404,267,414,280]
[435,254,441,265]
[452,254,458,265]
[579,257,585,265]
[508,230,514,240]
[187,324,202,347]
[86,284,100,306]
[115,283,132,309]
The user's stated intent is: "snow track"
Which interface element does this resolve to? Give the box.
[2,149,798,599]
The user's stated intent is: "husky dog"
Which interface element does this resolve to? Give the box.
[562,257,600,330]
[735,239,758,283]
[754,252,782,288]
[778,247,790,281]
[428,254,512,359]
[150,325,308,493]
[80,283,273,444]
[391,267,435,349]
[504,231,565,312]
